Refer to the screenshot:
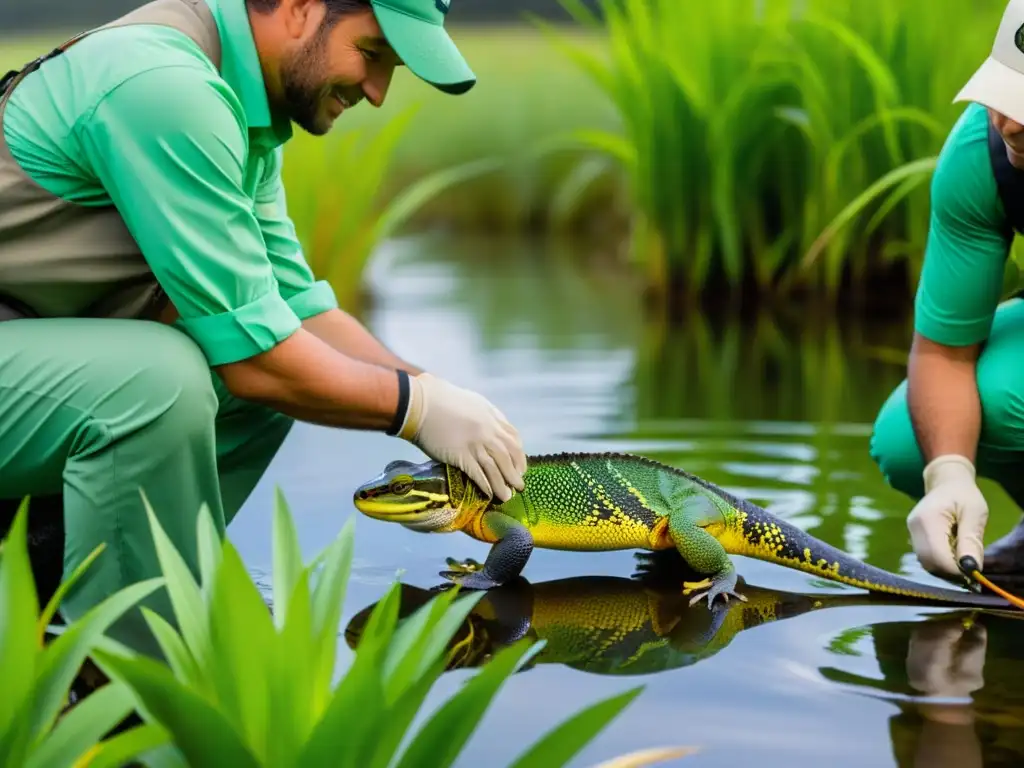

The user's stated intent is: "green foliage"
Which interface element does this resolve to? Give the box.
[87,488,663,768]
[15,4,1007,307]
[0,498,166,768]
[302,27,622,236]
[535,0,1011,304]
[280,104,503,310]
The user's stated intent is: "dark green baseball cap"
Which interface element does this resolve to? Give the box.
[369,0,476,94]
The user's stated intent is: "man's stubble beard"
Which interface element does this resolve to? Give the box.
[279,27,335,136]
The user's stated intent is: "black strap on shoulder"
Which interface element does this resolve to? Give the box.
[988,118,1024,239]
[0,47,65,99]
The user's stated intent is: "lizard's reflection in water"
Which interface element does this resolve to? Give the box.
[344,551,1016,675]
[346,551,1024,766]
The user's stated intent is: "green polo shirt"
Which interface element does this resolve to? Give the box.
[913,102,1015,347]
[1,0,337,366]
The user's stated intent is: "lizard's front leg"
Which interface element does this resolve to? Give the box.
[661,481,748,609]
[440,511,533,590]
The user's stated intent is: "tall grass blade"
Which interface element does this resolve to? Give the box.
[269,569,314,765]
[308,516,355,713]
[392,638,542,768]
[31,576,163,740]
[298,582,403,768]
[382,587,483,691]
[24,680,140,768]
[366,655,449,768]
[36,542,105,642]
[92,649,262,768]
[139,491,209,669]
[801,155,937,270]
[194,504,222,606]
[505,686,645,768]
[206,542,274,761]
[271,485,302,630]
[0,498,37,745]
[83,725,178,768]
[139,608,202,690]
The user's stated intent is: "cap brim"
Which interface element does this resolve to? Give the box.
[955,56,1024,124]
[371,3,476,95]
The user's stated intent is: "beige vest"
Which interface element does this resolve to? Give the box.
[0,0,223,322]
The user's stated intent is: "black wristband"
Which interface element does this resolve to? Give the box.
[387,369,410,436]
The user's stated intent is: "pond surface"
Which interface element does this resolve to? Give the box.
[229,233,1024,768]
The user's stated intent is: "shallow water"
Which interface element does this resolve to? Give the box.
[230,233,1024,767]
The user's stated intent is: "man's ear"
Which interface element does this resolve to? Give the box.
[278,0,327,40]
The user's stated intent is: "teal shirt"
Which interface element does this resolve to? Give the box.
[1,0,338,366]
[914,102,1014,347]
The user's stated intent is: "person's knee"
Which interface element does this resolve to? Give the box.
[971,298,1024,449]
[145,330,219,440]
[85,325,219,451]
[869,380,926,499]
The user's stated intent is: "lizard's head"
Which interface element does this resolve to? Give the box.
[352,458,487,532]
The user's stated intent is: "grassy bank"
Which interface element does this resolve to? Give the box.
[4,2,1022,311]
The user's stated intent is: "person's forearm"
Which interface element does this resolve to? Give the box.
[303,308,423,375]
[906,332,982,464]
[215,327,404,431]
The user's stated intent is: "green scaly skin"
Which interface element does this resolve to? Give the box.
[352,452,1016,610]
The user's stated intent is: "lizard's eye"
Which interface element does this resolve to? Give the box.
[390,477,413,495]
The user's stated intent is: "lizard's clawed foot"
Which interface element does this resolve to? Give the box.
[682,578,713,595]
[439,569,503,590]
[682,574,747,609]
[444,556,484,575]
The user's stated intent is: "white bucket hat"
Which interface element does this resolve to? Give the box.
[956,0,1024,123]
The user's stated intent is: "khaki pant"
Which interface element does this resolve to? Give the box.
[0,317,292,654]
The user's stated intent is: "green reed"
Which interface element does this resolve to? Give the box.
[537,0,1013,307]
[0,500,164,768]
[7,3,1020,308]
[280,105,504,311]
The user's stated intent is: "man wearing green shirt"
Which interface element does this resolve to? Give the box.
[0,0,525,643]
[870,0,1024,582]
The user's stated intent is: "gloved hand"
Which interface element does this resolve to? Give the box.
[906,454,988,578]
[397,372,526,502]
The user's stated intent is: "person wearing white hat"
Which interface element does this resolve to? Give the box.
[870,0,1024,584]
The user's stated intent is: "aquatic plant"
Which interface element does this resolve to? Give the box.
[0,499,164,768]
[78,489,693,767]
[534,0,1011,310]
[280,104,504,310]
[13,0,1013,312]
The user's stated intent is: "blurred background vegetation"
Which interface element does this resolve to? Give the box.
[6,0,1023,314]
[10,4,1024,763]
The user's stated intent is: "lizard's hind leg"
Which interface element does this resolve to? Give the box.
[661,481,749,608]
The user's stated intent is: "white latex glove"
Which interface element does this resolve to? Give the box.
[397,373,526,502]
[906,454,988,578]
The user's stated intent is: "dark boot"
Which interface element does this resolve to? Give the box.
[982,516,1024,572]
[979,515,1024,593]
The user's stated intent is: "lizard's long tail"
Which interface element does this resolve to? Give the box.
[718,491,1015,609]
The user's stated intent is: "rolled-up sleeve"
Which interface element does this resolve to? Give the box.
[914,107,1012,347]
[73,64,301,365]
[254,146,338,321]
